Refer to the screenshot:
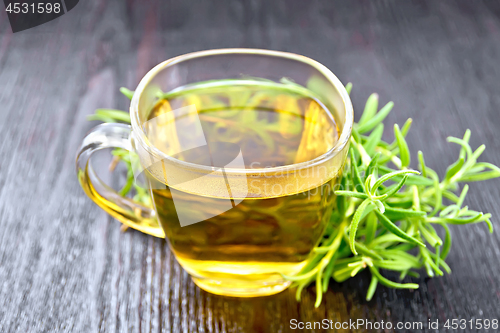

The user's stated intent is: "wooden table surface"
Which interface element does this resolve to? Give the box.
[1,0,500,332]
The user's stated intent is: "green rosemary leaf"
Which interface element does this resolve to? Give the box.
[345,82,353,95]
[485,217,494,233]
[430,176,442,217]
[119,169,134,196]
[427,251,452,274]
[419,223,443,247]
[295,277,314,301]
[371,170,420,193]
[365,152,381,181]
[474,162,500,173]
[457,185,469,208]
[364,124,384,156]
[374,209,425,247]
[364,212,378,244]
[394,124,410,167]
[445,157,464,180]
[458,170,500,182]
[322,253,338,292]
[400,118,413,137]
[95,109,131,123]
[315,265,325,307]
[387,118,412,151]
[333,267,356,283]
[314,227,344,253]
[336,175,348,218]
[359,93,379,127]
[120,87,134,100]
[383,206,427,220]
[448,136,473,159]
[333,258,364,282]
[418,151,427,177]
[349,199,372,255]
[351,127,361,143]
[378,249,421,267]
[370,233,409,247]
[421,248,444,276]
[439,204,459,218]
[353,241,383,260]
[366,276,378,301]
[465,144,486,170]
[373,199,385,213]
[86,114,117,123]
[426,213,485,224]
[350,150,365,192]
[459,129,471,159]
[398,174,434,186]
[374,260,418,272]
[434,245,441,271]
[381,175,408,199]
[400,170,435,186]
[357,101,394,134]
[334,191,369,199]
[442,190,459,203]
[369,266,419,289]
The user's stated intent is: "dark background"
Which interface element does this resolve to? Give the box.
[1,0,500,332]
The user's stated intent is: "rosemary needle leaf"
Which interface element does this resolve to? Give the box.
[315,268,324,307]
[445,157,465,181]
[381,175,408,199]
[349,199,372,255]
[394,124,410,167]
[369,266,419,289]
[354,242,383,260]
[458,170,500,182]
[418,151,427,177]
[374,209,426,247]
[383,206,427,219]
[373,200,385,213]
[419,223,443,247]
[120,87,134,100]
[475,162,500,173]
[366,276,378,301]
[365,212,378,244]
[350,150,365,192]
[357,101,394,134]
[365,152,381,181]
[457,184,469,208]
[447,136,473,159]
[364,124,384,156]
[336,176,347,218]
[334,191,369,200]
[401,118,413,137]
[345,82,353,95]
[119,170,134,196]
[359,93,379,127]
[86,114,116,123]
[95,109,131,123]
[372,170,420,192]
[388,118,413,150]
[322,254,338,292]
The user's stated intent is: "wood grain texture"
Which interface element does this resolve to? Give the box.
[1,0,500,332]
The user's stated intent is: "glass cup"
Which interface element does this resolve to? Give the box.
[76,49,353,297]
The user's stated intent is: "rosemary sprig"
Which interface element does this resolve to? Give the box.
[287,85,498,306]
[89,83,499,306]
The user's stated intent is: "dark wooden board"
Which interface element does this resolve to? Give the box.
[1,0,500,332]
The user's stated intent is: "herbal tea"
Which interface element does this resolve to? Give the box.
[145,80,341,296]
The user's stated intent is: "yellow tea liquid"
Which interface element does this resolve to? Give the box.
[145,81,340,296]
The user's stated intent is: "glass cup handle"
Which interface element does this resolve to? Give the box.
[76,123,165,238]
